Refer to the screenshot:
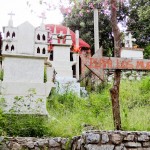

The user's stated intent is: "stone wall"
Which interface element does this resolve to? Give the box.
[72,131,150,150]
[0,137,68,150]
[0,131,150,150]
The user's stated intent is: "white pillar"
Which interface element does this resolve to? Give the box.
[94,9,99,54]
[75,30,80,80]
[75,30,79,47]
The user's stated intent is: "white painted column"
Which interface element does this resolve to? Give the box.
[75,30,80,80]
[94,9,99,54]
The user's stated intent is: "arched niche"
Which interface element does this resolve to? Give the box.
[6,31,10,37]
[42,34,46,41]
[11,45,15,51]
[37,47,40,53]
[12,32,15,38]
[42,48,46,54]
[37,34,40,40]
[5,44,9,51]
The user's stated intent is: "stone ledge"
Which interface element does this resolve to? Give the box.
[0,131,150,150]
[0,137,69,150]
[73,131,150,150]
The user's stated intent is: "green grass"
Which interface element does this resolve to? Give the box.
[46,77,150,137]
[0,77,150,137]
[121,106,150,131]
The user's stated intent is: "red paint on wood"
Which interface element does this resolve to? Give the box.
[87,57,150,70]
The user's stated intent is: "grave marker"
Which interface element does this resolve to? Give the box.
[79,47,104,82]
[82,55,148,129]
[1,15,54,115]
[87,57,150,70]
[50,26,80,95]
[81,32,146,129]
[39,12,46,24]
[124,32,136,48]
[8,11,15,27]
[8,11,15,20]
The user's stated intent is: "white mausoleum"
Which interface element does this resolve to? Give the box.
[1,14,54,115]
[50,26,80,95]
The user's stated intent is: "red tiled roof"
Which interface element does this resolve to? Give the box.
[45,24,90,48]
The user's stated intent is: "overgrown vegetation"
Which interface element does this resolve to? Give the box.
[0,114,48,137]
[0,77,150,137]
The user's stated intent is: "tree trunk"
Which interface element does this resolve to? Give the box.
[110,0,122,130]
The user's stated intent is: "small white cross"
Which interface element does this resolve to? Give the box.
[39,12,46,25]
[8,11,15,20]
[124,32,136,48]
[8,11,15,27]
[59,31,64,44]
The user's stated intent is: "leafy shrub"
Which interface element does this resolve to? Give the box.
[0,114,48,137]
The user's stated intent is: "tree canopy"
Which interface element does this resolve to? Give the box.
[127,0,150,48]
[62,0,128,56]
[63,2,113,56]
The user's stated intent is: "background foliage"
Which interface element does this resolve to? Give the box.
[127,0,150,58]
[63,0,128,56]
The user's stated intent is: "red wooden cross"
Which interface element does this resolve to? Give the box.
[81,47,148,80]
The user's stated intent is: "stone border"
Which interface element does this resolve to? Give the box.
[0,131,150,150]
[0,137,68,150]
[72,131,150,150]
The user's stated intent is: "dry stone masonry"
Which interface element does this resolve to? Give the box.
[0,137,68,150]
[0,131,150,149]
[72,131,150,150]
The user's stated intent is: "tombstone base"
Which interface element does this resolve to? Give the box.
[0,82,53,115]
[1,95,48,115]
[55,77,80,96]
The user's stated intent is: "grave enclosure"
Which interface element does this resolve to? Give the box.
[80,31,147,130]
[82,32,145,80]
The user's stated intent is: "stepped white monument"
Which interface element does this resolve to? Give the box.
[50,26,80,95]
[0,13,54,114]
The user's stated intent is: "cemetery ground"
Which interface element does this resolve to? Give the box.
[0,76,150,138]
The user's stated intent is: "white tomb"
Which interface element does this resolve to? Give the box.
[121,32,144,59]
[1,15,54,115]
[50,26,80,95]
